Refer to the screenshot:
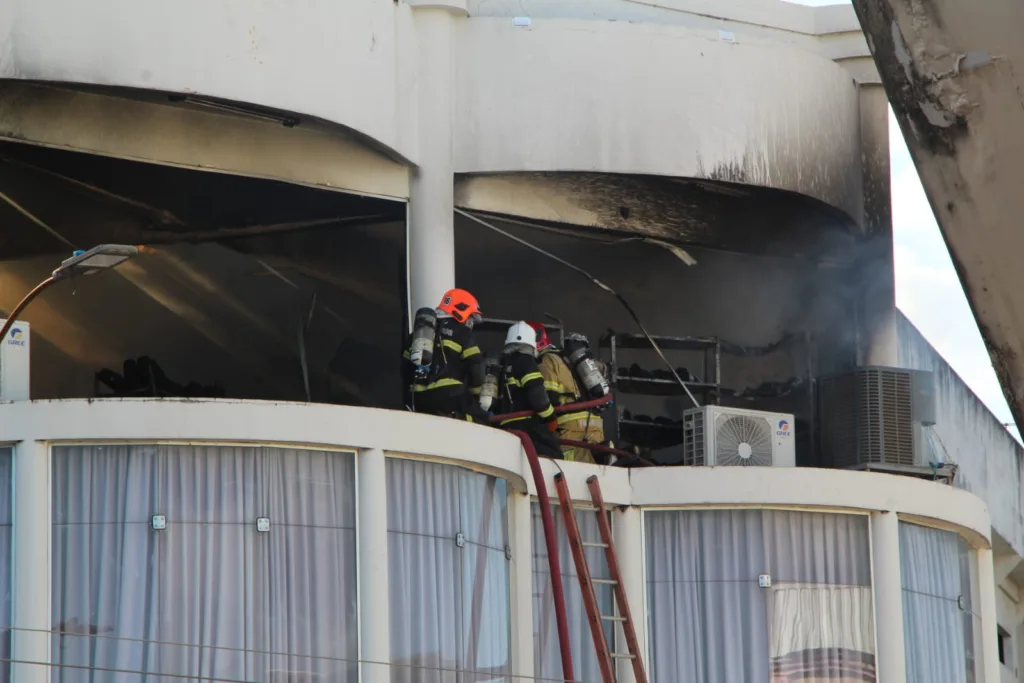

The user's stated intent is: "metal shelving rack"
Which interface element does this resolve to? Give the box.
[600,332,721,448]
[473,317,564,347]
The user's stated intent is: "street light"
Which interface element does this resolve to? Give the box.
[0,244,138,343]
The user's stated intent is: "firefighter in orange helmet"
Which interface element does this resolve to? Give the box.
[528,322,605,463]
[403,288,488,423]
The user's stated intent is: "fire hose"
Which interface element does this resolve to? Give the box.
[500,397,654,681]
[492,394,655,466]
[489,393,613,424]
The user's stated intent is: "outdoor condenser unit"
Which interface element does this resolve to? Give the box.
[682,406,797,467]
[0,320,30,401]
[818,366,936,469]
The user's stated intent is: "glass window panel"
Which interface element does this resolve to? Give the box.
[0,449,12,527]
[387,459,461,539]
[531,503,613,683]
[0,448,12,683]
[646,510,768,683]
[462,547,510,683]
[388,533,462,682]
[53,444,158,525]
[459,472,508,552]
[260,448,357,529]
[387,458,510,683]
[249,526,359,683]
[646,509,874,683]
[157,445,253,524]
[152,524,248,682]
[52,445,357,683]
[763,510,872,585]
[900,521,977,683]
[51,523,160,683]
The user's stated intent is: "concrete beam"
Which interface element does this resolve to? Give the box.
[851,0,1024,431]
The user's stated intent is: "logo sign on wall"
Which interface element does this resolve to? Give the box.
[6,328,26,347]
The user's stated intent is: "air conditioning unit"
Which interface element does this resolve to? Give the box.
[682,406,796,467]
[0,320,30,401]
[818,366,935,469]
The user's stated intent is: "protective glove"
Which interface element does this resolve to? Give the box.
[547,419,559,433]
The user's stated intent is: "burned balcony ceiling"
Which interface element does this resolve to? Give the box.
[851,0,1024,428]
[456,172,859,261]
[0,140,405,260]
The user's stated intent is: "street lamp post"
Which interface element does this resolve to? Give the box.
[0,244,139,342]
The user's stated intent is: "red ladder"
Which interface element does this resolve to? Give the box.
[553,472,649,683]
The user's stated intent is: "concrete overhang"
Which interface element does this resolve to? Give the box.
[851,0,1024,430]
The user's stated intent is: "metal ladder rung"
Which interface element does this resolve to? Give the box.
[553,472,648,683]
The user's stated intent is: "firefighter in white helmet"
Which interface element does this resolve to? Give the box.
[496,321,562,458]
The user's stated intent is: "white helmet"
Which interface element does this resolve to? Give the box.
[505,321,537,349]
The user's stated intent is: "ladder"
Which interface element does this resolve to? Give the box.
[553,472,649,683]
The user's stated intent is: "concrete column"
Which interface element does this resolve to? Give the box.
[857,84,899,367]
[613,506,646,683]
[871,511,906,683]
[12,440,50,683]
[358,448,390,683]
[509,492,534,679]
[407,2,466,313]
[978,547,1001,683]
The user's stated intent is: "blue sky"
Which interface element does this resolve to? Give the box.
[788,0,1018,436]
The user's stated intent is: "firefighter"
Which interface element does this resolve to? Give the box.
[528,322,606,463]
[497,321,562,458]
[404,288,488,423]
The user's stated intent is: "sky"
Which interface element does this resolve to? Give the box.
[787,0,1020,438]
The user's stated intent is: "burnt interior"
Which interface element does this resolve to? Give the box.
[0,141,870,465]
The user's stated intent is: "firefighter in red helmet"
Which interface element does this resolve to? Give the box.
[528,321,605,463]
[404,288,488,423]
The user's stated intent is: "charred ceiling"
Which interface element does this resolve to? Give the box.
[455,172,859,261]
[0,140,405,261]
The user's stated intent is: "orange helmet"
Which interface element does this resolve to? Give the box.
[527,322,552,350]
[438,288,482,325]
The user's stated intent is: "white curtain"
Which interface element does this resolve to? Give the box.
[0,448,11,683]
[645,509,873,683]
[387,458,510,683]
[51,444,358,683]
[900,522,979,683]
[531,503,614,683]
[769,586,875,655]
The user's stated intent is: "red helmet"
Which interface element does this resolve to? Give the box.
[527,322,552,350]
[438,289,482,325]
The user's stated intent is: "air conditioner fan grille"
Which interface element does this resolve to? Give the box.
[714,413,774,466]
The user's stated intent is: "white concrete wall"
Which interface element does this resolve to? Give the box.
[0,0,418,161]
[897,313,1024,559]
[898,312,1024,682]
[0,0,874,220]
[454,18,863,221]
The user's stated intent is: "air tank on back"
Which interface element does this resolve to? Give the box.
[409,307,438,378]
[479,358,502,411]
[564,333,610,401]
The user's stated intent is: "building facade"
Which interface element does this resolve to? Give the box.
[0,1,1019,683]
[0,398,1000,683]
